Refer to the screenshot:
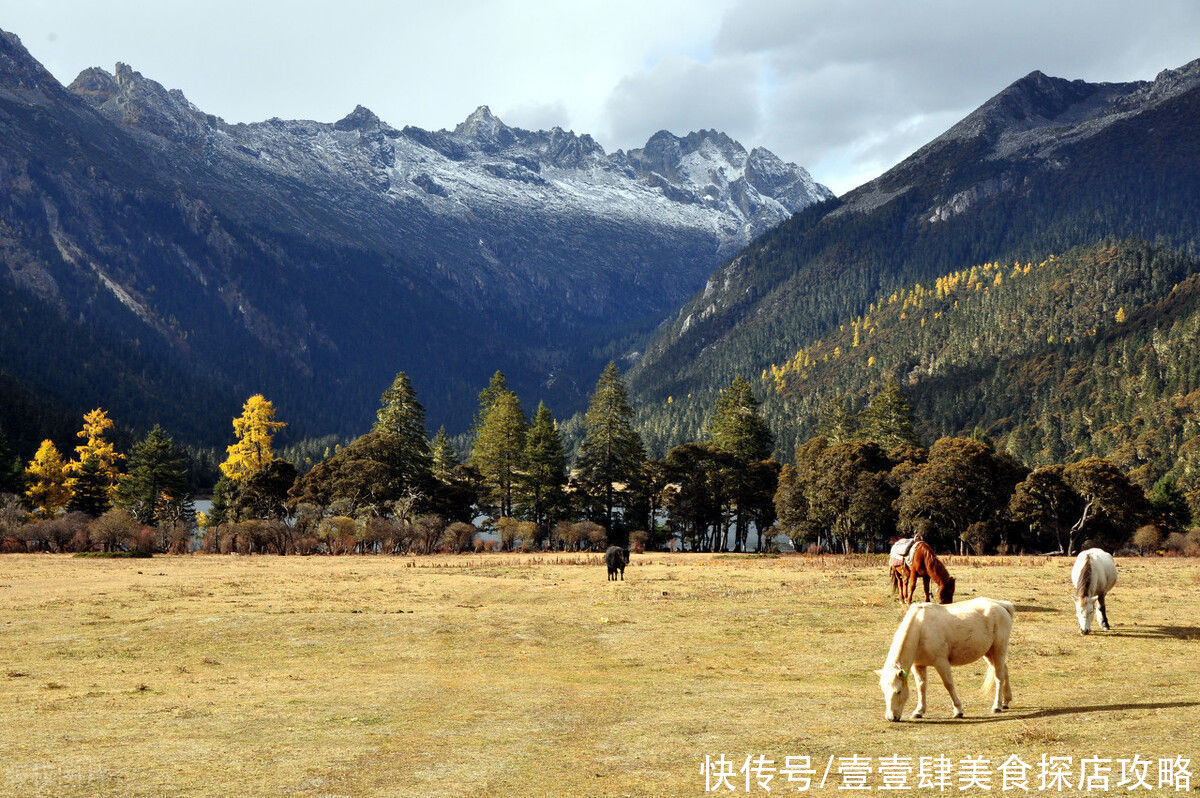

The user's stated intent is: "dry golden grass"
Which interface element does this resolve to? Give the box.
[0,553,1197,796]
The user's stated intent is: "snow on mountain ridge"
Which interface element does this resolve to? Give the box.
[66,65,833,253]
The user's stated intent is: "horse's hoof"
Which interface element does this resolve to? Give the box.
[952,711,964,719]
[992,707,1002,714]
[911,711,922,719]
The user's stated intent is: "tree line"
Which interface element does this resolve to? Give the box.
[1,364,1193,557]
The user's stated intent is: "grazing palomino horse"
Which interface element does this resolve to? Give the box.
[901,541,956,604]
[878,597,1015,721]
[1071,548,1117,634]
[605,546,629,581]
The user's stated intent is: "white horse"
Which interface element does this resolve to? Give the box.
[1071,548,1117,635]
[877,597,1015,721]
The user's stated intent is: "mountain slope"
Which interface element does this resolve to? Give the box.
[629,57,1200,448]
[0,29,831,443]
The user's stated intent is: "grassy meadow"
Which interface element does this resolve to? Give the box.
[0,553,1197,796]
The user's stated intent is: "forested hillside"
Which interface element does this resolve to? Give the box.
[628,60,1200,457]
[633,240,1200,510]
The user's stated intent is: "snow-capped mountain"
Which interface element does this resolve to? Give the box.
[71,64,830,257]
[0,29,831,440]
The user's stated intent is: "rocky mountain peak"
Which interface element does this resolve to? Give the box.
[454,105,506,138]
[0,29,62,97]
[69,62,214,146]
[334,104,383,131]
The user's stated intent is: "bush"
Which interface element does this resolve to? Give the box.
[413,515,445,554]
[73,550,152,559]
[629,530,649,553]
[89,508,141,553]
[578,521,606,551]
[1132,524,1162,554]
[494,517,518,551]
[446,522,477,553]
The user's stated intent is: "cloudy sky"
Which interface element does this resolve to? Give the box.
[4,1,1199,194]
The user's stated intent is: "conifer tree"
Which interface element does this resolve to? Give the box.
[430,427,458,481]
[817,395,858,442]
[519,402,568,530]
[576,362,644,532]
[68,409,123,515]
[471,390,527,517]
[220,395,286,482]
[116,425,192,526]
[709,376,773,462]
[860,377,919,449]
[24,440,73,518]
[471,371,510,441]
[370,370,433,486]
[69,455,112,516]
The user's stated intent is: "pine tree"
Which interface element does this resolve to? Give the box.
[576,362,644,533]
[369,370,433,488]
[116,425,192,526]
[430,427,458,481]
[471,371,510,441]
[709,376,773,462]
[220,395,286,482]
[519,402,568,530]
[817,395,858,442]
[24,440,73,518]
[69,454,112,516]
[471,390,527,517]
[860,377,919,449]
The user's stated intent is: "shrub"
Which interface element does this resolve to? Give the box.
[494,517,519,551]
[578,521,606,551]
[1164,531,1188,554]
[413,515,445,554]
[1132,524,1162,554]
[629,530,649,553]
[89,508,141,553]
[132,528,157,554]
[446,522,477,553]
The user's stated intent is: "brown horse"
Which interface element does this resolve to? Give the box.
[901,541,956,604]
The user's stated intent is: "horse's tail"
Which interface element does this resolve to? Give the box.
[1075,554,1092,600]
[889,566,900,595]
[981,661,997,695]
[995,599,1015,619]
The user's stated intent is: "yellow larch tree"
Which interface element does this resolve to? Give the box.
[220,394,286,482]
[71,408,124,495]
[25,440,73,518]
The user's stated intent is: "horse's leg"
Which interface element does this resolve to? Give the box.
[922,574,931,603]
[1098,593,1110,630]
[984,653,1004,713]
[904,568,917,604]
[911,665,928,718]
[933,660,964,718]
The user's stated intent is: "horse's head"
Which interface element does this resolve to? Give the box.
[1075,595,1098,635]
[876,665,910,722]
[939,576,956,604]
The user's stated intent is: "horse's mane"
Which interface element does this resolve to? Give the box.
[923,545,952,584]
[885,603,922,666]
[1076,554,1092,600]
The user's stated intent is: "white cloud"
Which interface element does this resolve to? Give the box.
[4,0,1199,192]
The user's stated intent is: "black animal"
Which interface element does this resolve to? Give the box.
[605,546,629,581]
